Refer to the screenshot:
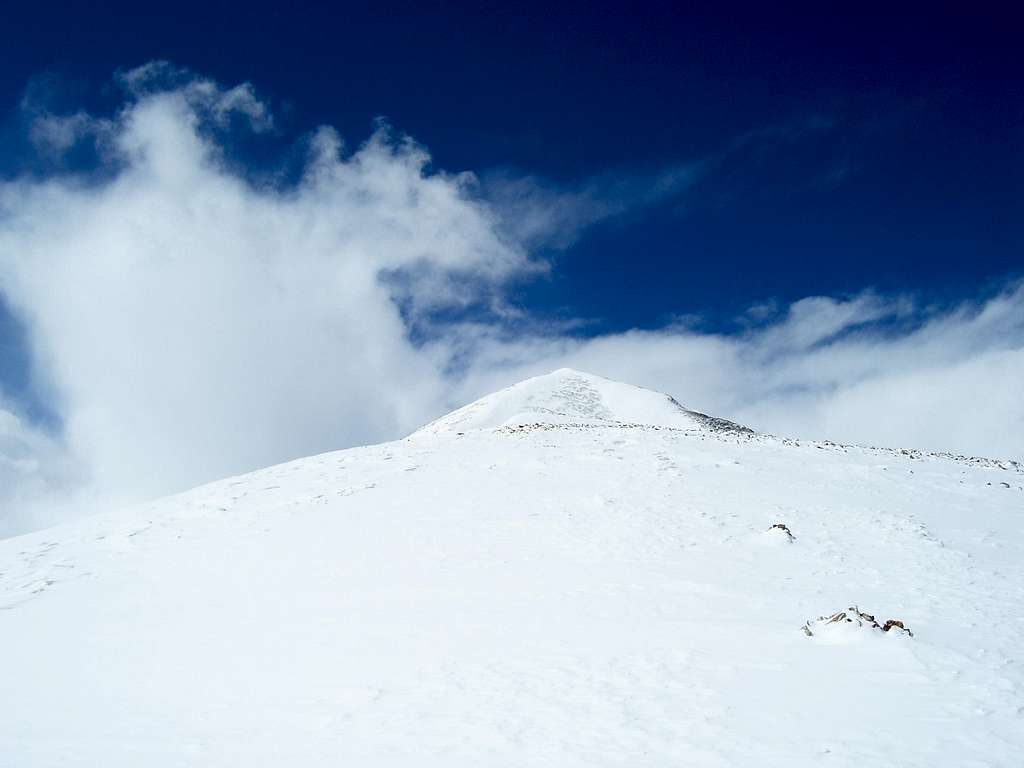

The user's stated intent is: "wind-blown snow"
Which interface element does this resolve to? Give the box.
[1,370,1022,766]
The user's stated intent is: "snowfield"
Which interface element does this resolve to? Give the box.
[2,369,1022,766]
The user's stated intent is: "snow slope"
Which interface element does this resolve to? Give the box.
[2,369,1022,766]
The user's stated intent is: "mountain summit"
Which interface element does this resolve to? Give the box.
[1,371,1022,766]
[416,368,752,435]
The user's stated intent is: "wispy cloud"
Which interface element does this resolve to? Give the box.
[480,163,700,250]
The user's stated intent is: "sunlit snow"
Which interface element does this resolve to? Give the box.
[2,370,1021,765]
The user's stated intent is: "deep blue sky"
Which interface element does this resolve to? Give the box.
[1,1,1021,339]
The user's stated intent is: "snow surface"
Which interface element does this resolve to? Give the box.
[2,368,1023,766]
[414,368,752,435]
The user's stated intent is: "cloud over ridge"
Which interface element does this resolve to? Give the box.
[0,64,1021,535]
[449,284,1024,461]
[0,65,536,531]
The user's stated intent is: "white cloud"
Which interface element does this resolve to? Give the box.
[446,284,1024,460]
[0,401,94,537]
[1,64,1022,536]
[0,66,534,527]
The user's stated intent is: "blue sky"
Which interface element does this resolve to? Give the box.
[3,3,1020,328]
[0,3,1021,533]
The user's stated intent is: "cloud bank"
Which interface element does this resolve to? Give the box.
[447,286,1024,459]
[1,65,1021,535]
[1,65,534,532]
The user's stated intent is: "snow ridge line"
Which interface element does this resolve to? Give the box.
[494,421,1023,472]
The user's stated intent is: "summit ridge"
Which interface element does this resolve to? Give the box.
[415,368,752,436]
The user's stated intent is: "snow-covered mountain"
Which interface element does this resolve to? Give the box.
[415,367,753,435]
[2,369,1022,766]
